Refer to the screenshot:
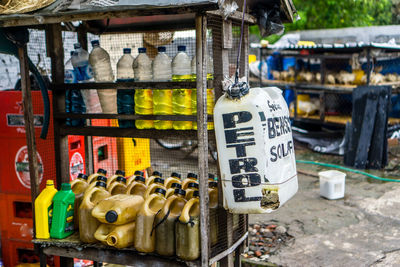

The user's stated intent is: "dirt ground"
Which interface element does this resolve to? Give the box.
[249,144,400,267]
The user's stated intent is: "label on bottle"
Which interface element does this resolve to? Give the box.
[75,63,93,81]
[65,204,74,233]
[65,69,77,84]
[48,204,53,229]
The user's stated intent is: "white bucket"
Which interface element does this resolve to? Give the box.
[318,170,346,200]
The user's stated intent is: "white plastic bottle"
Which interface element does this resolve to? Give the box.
[117,48,135,80]
[65,51,78,84]
[117,48,135,128]
[89,40,117,114]
[153,46,173,130]
[133,47,153,129]
[172,45,192,130]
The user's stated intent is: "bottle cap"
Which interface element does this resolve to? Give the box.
[73,43,81,49]
[70,51,74,56]
[174,188,186,196]
[105,210,118,223]
[187,173,198,179]
[155,188,166,196]
[134,170,144,176]
[123,48,131,54]
[193,190,200,198]
[188,182,199,189]
[98,168,107,175]
[178,45,186,52]
[154,178,165,185]
[46,180,54,186]
[116,170,125,176]
[61,183,71,190]
[96,176,107,182]
[208,173,215,180]
[171,183,182,189]
[78,173,88,180]
[96,181,107,188]
[152,171,162,177]
[138,47,146,53]
[171,172,181,179]
[158,46,166,52]
[134,176,146,183]
[209,181,218,188]
[91,40,100,46]
[116,176,127,183]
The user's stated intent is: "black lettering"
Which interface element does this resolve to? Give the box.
[223,111,252,129]
[270,146,277,162]
[280,116,285,135]
[259,111,266,122]
[277,144,282,158]
[233,189,262,202]
[225,127,255,144]
[267,118,276,139]
[226,142,256,157]
[283,142,288,157]
[288,140,293,152]
[229,158,259,174]
[232,173,262,188]
[274,118,280,137]
[287,117,292,133]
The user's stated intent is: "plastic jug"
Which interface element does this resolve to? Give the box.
[92,194,144,225]
[182,172,198,190]
[126,170,144,186]
[87,168,107,184]
[144,178,166,199]
[50,183,75,239]
[79,181,111,243]
[214,87,298,213]
[165,182,182,198]
[134,188,167,253]
[208,181,218,209]
[71,173,89,230]
[185,182,199,200]
[108,176,127,195]
[145,171,162,186]
[117,48,135,128]
[153,46,173,129]
[209,182,218,245]
[208,173,216,182]
[89,40,116,114]
[86,175,108,192]
[107,170,125,188]
[94,222,136,249]
[176,191,200,261]
[155,188,187,256]
[34,180,58,239]
[134,47,153,129]
[126,176,147,197]
[164,172,181,189]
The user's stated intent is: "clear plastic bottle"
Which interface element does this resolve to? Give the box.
[172,45,192,130]
[89,40,117,114]
[116,48,135,128]
[153,46,173,130]
[133,47,153,129]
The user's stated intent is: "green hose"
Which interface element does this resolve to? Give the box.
[296,160,400,183]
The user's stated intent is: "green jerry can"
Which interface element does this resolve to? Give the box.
[50,183,75,239]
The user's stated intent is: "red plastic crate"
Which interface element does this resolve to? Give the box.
[92,136,118,176]
[68,135,86,181]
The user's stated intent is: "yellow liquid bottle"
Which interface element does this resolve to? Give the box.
[165,183,182,198]
[155,188,187,256]
[145,171,162,186]
[79,181,111,243]
[172,89,192,130]
[191,89,215,130]
[87,168,107,184]
[70,174,89,230]
[208,181,218,209]
[95,222,136,249]
[106,170,125,188]
[154,89,173,129]
[34,180,58,239]
[108,176,127,195]
[134,188,167,253]
[164,172,181,189]
[208,173,216,182]
[126,170,144,186]
[176,191,200,261]
[182,172,198,190]
[143,178,166,199]
[86,175,108,192]
[135,89,154,129]
[185,183,199,200]
[92,194,144,225]
[209,181,218,246]
[126,176,147,198]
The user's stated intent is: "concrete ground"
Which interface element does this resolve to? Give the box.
[250,145,400,267]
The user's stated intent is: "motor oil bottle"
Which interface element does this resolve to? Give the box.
[144,178,166,199]
[94,223,113,245]
[126,176,147,197]
[164,172,181,189]
[107,170,125,188]
[86,176,108,192]
[165,183,182,198]
[134,188,167,253]
[209,181,218,246]
[185,183,199,200]
[92,194,144,225]
[126,170,144,186]
[208,173,216,182]
[71,173,89,230]
[87,168,107,184]
[79,181,111,243]
[176,190,200,261]
[95,222,136,249]
[108,176,127,195]
[50,183,75,239]
[145,171,162,186]
[155,188,187,256]
[34,180,58,239]
[182,173,198,190]
[208,181,218,209]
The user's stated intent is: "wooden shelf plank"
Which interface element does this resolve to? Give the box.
[55,113,214,122]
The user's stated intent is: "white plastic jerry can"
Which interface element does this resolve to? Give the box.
[214,86,298,214]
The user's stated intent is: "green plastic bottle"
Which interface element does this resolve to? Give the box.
[50,183,75,239]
